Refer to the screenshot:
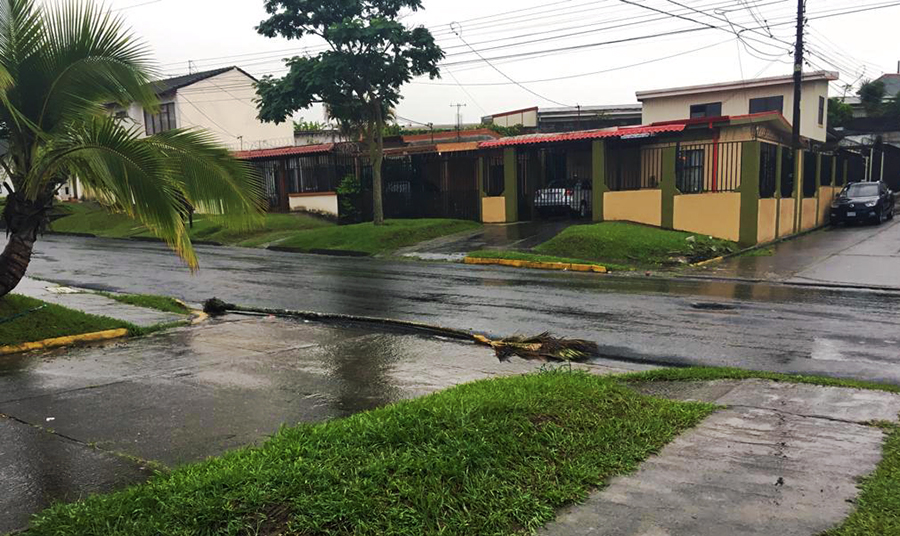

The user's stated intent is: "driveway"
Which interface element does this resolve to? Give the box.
[397,219,580,261]
[702,219,900,289]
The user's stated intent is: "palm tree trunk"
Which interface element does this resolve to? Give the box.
[0,193,47,298]
[0,229,36,297]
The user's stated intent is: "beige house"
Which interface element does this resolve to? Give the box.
[637,71,838,143]
[61,66,293,201]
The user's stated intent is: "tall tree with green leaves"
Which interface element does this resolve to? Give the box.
[827,97,854,128]
[0,0,264,298]
[858,79,887,116]
[255,0,443,225]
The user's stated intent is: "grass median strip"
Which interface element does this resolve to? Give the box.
[24,370,714,535]
[617,366,900,394]
[0,294,132,347]
[98,293,191,315]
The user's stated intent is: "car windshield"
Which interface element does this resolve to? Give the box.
[843,183,879,198]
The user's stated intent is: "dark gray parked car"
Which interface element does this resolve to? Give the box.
[830,181,895,225]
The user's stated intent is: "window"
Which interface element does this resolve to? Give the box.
[689,102,722,119]
[677,148,705,193]
[818,96,825,126]
[844,183,879,198]
[749,95,784,115]
[144,103,176,135]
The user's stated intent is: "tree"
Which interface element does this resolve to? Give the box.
[0,0,264,298]
[827,97,854,128]
[858,80,886,117]
[884,91,900,119]
[255,0,443,225]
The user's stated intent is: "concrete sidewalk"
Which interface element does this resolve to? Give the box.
[543,379,900,536]
[14,277,186,327]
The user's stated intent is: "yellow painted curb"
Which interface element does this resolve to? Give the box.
[0,328,129,356]
[465,257,607,274]
[190,310,209,325]
[691,256,725,268]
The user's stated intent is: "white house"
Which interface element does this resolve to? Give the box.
[61,66,293,200]
[636,71,839,143]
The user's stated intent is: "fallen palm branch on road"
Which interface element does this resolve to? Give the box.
[204,298,601,363]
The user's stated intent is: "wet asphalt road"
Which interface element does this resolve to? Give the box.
[19,234,900,385]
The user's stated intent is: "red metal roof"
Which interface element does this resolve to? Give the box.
[478,124,687,148]
[234,143,334,160]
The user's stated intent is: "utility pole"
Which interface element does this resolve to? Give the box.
[451,103,466,141]
[188,60,196,75]
[790,0,805,150]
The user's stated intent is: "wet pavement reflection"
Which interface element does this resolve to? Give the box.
[0,316,640,532]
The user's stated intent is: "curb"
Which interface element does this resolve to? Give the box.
[691,256,725,268]
[0,328,129,356]
[464,257,608,274]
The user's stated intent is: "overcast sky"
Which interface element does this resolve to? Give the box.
[100,0,900,127]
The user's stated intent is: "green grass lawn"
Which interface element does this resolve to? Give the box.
[276,218,480,255]
[49,203,479,254]
[0,294,133,346]
[24,370,713,535]
[532,222,738,267]
[99,293,191,315]
[49,203,331,247]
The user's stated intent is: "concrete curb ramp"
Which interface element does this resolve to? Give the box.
[465,256,608,273]
[542,379,900,536]
[0,328,129,356]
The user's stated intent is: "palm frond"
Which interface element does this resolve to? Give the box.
[145,128,266,231]
[35,0,158,132]
[36,117,197,267]
[474,333,600,363]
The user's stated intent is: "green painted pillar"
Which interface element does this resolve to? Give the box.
[591,140,608,222]
[660,146,677,230]
[831,155,837,186]
[739,141,761,247]
[503,147,518,222]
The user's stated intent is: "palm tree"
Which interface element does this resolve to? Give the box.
[0,0,264,298]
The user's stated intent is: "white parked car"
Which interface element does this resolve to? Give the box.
[534,179,593,218]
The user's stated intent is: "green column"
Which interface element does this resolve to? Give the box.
[660,146,677,230]
[503,147,518,222]
[739,141,761,247]
[591,140,608,222]
[830,155,837,186]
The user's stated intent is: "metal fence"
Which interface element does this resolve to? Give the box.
[484,152,505,196]
[607,146,664,191]
[781,148,795,197]
[802,151,818,198]
[820,153,834,186]
[759,142,778,199]
[676,141,742,194]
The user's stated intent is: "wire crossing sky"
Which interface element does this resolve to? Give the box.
[97,0,900,125]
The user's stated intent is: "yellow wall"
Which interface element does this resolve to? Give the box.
[778,198,795,237]
[482,197,507,223]
[758,198,778,244]
[672,192,742,242]
[800,198,818,231]
[604,190,662,227]
[818,186,837,224]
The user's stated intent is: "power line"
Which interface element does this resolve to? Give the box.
[449,22,571,107]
